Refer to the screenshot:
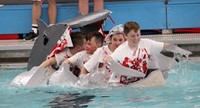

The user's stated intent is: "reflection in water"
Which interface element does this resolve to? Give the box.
[48,93,95,108]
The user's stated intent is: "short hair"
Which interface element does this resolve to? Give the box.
[70,32,85,48]
[86,31,104,46]
[124,21,140,35]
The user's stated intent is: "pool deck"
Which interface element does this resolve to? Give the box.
[1,33,200,68]
[0,40,33,68]
[0,39,33,51]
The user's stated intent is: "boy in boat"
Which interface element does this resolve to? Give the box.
[79,24,125,85]
[40,32,86,72]
[104,21,169,87]
[10,32,85,86]
[62,31,104,76]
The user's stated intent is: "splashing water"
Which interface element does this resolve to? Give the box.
[1,58,200,108]
[169,54,192,85]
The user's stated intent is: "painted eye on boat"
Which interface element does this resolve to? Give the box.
[43,35,49,46]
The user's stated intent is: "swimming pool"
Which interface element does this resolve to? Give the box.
[0,60,200,108]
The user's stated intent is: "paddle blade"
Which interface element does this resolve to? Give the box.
[49,63,78,86]
[108,61,145,77]
[165,44,192,55]
[149,54,177,71]
[10,67,39,86]
[25,67,48,87]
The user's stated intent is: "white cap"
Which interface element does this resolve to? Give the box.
[105,24,124,43]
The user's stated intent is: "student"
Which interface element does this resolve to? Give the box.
[80,25,125,79]
[78,0,104,35]
[105,21,171,85]
[40,32,85,72]
[78,0,104,15]
[10,32,85,87]
[62,31,104,76]
[24,0,57,40]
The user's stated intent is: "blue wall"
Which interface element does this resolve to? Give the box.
[0,0,200,34]
[167,0,200,29]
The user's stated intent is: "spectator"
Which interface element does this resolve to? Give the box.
[78,0,104,35]
[79,0,104,15]
[24,0,57,40]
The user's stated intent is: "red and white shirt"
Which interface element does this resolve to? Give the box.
[68,51,92,68]
[110,39,164,84]
[55,48,72,66]
[84,45,112,74]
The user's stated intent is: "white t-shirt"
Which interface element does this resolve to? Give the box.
[84,45,112,73]
[110,39,164,84]
[68,51,91,68]
[55,48,72,66]
[98,45,113,63]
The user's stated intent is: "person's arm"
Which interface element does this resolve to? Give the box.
[40,57,57,68]
[63,51,82,65]
[163,42,170,49]
[105,55,113,63]
[63,59,71,64]
[163,43,192,55]
[149,39,192,55]
[80,67,89,75]
[80,55,112,75]
[79,48,103,76]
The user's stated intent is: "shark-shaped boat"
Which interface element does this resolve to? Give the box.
[10,9,192,88]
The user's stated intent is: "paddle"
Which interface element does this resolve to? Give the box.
[10,66,39,86]
[49,63,78,85]
[165,44,192,55]
[149,54,177,71]
[25,67,48,87]
[107,61,145,77]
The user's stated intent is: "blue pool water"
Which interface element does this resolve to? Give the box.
[0,60,200,108]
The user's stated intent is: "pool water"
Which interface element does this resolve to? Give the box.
[0,60,200,108]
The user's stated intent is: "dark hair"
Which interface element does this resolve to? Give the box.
[86,31,104,46]
[124,21,140,35]
[70,32,85,48]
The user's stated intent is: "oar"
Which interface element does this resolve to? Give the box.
[107,61,145,77]
[149,54,177,71]
[49,63,78,85]
[165,44,192,55]
[25,67,48,87]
